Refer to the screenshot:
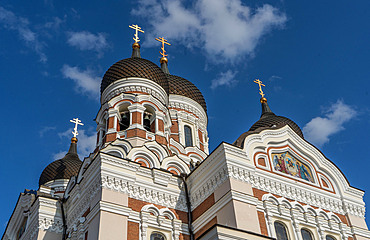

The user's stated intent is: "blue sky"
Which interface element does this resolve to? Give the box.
[1,0,370,232]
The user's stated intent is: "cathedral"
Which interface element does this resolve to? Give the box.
[2,26,370,240]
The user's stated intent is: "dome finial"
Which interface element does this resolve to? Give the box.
[129,24,144,58]
[253,79,267,103]
[253,79,273,115]
[70,117,84,139]
[155,37,171,74]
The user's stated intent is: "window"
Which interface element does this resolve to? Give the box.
[119,111,130,131]
[301,229,313,240]
[150,232,166,240]
[143,106,156,133]
[16,217,27,240]
[184,125,193,147]
[326,236,336,240]
[274,222,289,240]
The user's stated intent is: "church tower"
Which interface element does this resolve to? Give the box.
[96,26,208,174]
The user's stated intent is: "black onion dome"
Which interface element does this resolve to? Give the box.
[39,139,82,186]
[101,57,169,95]
[234,101,303,147]
[167,74,207,112]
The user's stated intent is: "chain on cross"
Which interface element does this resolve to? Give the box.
[253,79,266,98]
[70,118,84,138]
[129,24,144,43]
[155,37,171,58]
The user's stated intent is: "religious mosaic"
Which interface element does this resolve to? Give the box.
[272,151,314,183]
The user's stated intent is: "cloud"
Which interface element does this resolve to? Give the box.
[0,6,47,62]
[61,65,100,99]
[132,0,286,62]
[53,151,67,160]
[303,100,357,147]
[211,70,238,89]
[39,126,56,137]
[44,16,65,30]
[269,75,282,81]
[57,128,96,158]
[67,31,108,54]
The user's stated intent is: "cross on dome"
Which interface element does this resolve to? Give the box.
[70,118,84,138]
[254,79,266,99]
[155,37,171,58]
[129,24,144,43]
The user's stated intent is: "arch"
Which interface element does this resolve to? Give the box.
[145,142,169,163]
[303,206,317,216]
[262,194,279,205]
[278,198,292,209]
[291,202,305,213]
[106,150,123,158]
[162,156,190,174]
[274,221,289,240]
[128,147,160,168]
[326,235,336,240]
[141,204,160,216]
[318,210,330,220]
[159,208,176,220]
[150,232,166,240]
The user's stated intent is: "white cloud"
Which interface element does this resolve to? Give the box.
[61,65,100,99]
[0,6,47,62]
[39,126,56,137]
[53,151,67,160]
[67,31,108,54]
[57,128,96,158]
[132,0,286,62]
[303,100,357,148]
[211,70,237,89]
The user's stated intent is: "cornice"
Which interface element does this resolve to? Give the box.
[101,77,168,106]
[101,174,187,211]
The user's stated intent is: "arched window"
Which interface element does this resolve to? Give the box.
[274,222,289,240]
[143,106,156,133]
[119,111,130,131]
[326,236,336,240]
[184,125,193,147]
[301,228,313,240]
[150,232,166,240]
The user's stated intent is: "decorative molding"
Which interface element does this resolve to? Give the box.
[101,174,187,211]
[101,78,168,106]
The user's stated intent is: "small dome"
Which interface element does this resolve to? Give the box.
[249,112,303,137]
[167,74,207,112]
[39,139,82,186]
[234,101,303,147]
[101,57,169,95]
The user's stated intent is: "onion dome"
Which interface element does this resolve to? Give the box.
[167,74,207,112]
[159,57,207,112]
[234,98,303,147]
[39,137,82,186]
[101,43,169,95]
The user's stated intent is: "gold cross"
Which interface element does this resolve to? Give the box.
[253,79,265,98]
[155,37,171,58]
[129,24,144,43]
[70,118,84,138]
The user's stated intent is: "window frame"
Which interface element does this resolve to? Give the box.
[274,221,289,240]
[301,228,313,240]
[184,125,193,147]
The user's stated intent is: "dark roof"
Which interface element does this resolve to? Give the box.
[39,139,82,186]
[167,74,207,112]
[101,57,169,95]
[234,100,303,147]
